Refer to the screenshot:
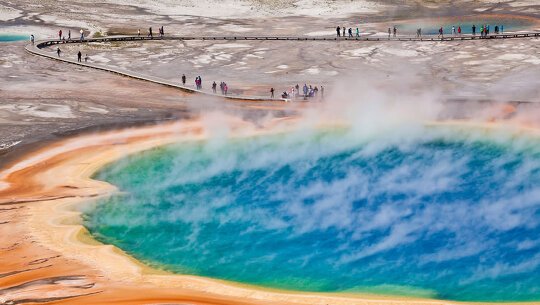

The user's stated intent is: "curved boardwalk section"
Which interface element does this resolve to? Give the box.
[25,32,540,102]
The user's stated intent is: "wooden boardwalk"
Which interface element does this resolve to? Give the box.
[35,32,540,45]
[25,32,540,102]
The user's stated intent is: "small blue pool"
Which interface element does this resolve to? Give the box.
[396,15,537,35]
[0,34,30,42]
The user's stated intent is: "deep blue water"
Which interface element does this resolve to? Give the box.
[0,34,28,42]
[84,129,540,302]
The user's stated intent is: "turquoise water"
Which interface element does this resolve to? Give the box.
[398,16,535,35]
[0,34,29,42]
[84,129,540,302]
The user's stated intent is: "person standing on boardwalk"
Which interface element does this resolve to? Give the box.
[80,29,84,40]
[56,47,61,57]
[472,25,476,36]
[342,26,346,37]
[58,30,62,40]
[30,34,34,45]
[181,74,186,86]
[452,26,456,36]
[270,87,274,98]
[223,83,228,95]
[77,51,82,62]
[393,26,397,37]
[138,29,141,37]
[348,28,353,38]
[388,27,391,38]
[303,84,308,97]
[212,81,217,93]
[336,26,341,37]
[68,30,71,40]
[458,26,461,36]
[161,26,164,37]
[295,84,299,97]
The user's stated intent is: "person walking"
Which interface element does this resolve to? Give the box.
[270,87,274,98]
[77,51,82,62]
[303,84,308,97]
[148,27,153,38]
[458,26,461,36]
[80,29,84,40]
[347,28,352,38]
[68,30,71,40]
[438,27,444,38]
[452,26,456,36]
[56,47,61,57]
[393,26,397,37]
[356,27,360,37]
[30,34,34,45]
[212,81,217,93]
[472,24,476,36]
[160,26,164,37]
[58,30,62,40]
[388,27,391,39]
[336,26,341,37]
[181,74,186,86]
[342,26,346,37]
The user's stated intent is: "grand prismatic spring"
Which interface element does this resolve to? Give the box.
[2,1,540,305]
[86,128,540,302]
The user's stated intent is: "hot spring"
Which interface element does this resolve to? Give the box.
[397,15,537,35]
[83,126,540,302]
[0,33,28,42]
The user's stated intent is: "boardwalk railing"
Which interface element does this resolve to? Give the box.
[35,31,540,47]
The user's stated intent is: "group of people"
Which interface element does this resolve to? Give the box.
[336,24,506,39]
[181,74,229,95]
[213,82,229,95]
[336,26,361,38]
[435,24,505,37]
[277,84,324,100]
[145,26,165,38]
[194,76,203,90]
[475,24,504,37]
[54,47,89,63]
[57,29,85,41]
[388,26,398,38]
